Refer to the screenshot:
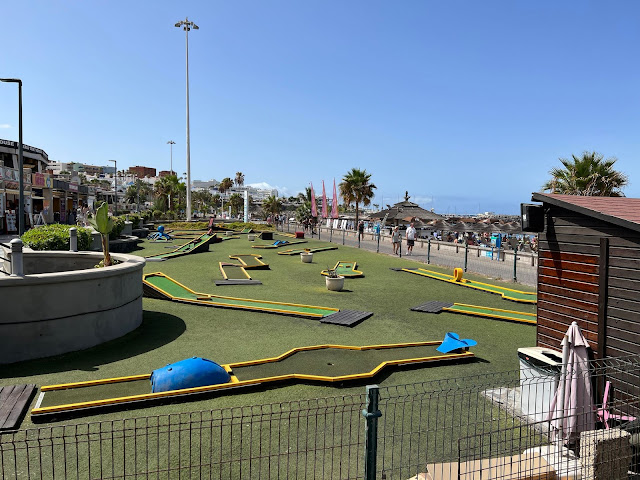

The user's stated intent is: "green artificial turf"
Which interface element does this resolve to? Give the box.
[4,231,537,429]
[446,304,537,324]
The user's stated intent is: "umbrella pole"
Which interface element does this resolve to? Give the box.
[558,323,574,447]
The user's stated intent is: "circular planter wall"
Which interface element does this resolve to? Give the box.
[301,252,313,263]
[325,276,345,291]
[0,251,145,364]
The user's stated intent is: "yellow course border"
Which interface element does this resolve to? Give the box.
[143,272,339,318]
[321,261,363,277]
[228,254,269,269]
[444,303,537,325]
[402,268,537,304]
[219,262,252,280]
[32,341,474,416]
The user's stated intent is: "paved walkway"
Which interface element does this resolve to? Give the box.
[279,223,537,287]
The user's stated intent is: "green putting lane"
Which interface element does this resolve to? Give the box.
[229,255,267,268]
[232,345,445,380]
[406,268,537,303]
[145,233,216,260]
[38,344,463,410]
[321,261,363,277]
[39,379,151,408]
[219,263,250,280]
[145,273,337,317]
[445,304,536,324]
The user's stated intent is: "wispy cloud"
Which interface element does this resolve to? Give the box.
[0,124,11,129]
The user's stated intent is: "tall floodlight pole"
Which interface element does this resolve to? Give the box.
[108,160,117,215]
[175,17,198,221]
[1,79,24,235]
[166,140,176,175]
[166,140,176,210]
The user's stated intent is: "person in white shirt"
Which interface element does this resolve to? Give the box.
[406,222,417,255]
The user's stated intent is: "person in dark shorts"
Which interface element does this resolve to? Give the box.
[406,222,416,255]
[358,221,364,240]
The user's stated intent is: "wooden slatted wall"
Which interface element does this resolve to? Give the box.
[537,206,602,353]
[538,205,640,360]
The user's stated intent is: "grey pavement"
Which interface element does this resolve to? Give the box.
[280,222,537,287]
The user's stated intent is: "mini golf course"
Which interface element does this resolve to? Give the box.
[143,273,372,326]
[278,246,339,255]
[399,267,537,303]
[321,261,364,278]
[144,232,218,261]
[411,301,537,325]
[31,340,475,420]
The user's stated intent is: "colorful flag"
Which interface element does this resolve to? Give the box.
[321,181,328,219]
[331,179,339,219]
[310,182,317,217]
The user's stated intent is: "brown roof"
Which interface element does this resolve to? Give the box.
[531,192,640,233]
[370,200,442,222]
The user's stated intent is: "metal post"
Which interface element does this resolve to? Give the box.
[10,238,24,277]
[513,249,518,282]
[464,242,469,272]
[342,228,345,245]
[17,81,24,235]
[427,238,431,264]
[318,225,321,240]
[376,232,380,253]
[69,227,78,252]
[330,226,333,243]
[358,231,361,248]
[399,241,402,258]
[362,385,381,480]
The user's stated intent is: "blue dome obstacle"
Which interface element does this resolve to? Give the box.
[436,332,477,354]
[150,357,231,393]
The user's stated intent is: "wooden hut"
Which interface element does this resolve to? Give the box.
[529,193,640,360]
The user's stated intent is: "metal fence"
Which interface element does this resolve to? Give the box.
[279,222,538,287]
[2,355,639,479]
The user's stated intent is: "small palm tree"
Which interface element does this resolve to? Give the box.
[235,172,245,187]
[228,193,243,216]
[339,168,377,227]
[542,152,628,196]
[262,195,283,221]
[219,177,234,194]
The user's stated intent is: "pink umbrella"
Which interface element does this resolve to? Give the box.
[321,181,328,219]
[331,179,339,219]
[310,183,317,217]
[547,321,595,445]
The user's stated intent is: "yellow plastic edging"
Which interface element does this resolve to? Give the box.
[41,374,151,391]
[228,254,267,269]
[219,262,252,280]
[442,304,538,325]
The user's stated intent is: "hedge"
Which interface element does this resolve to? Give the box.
[21,224,93,251]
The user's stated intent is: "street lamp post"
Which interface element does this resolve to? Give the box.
[108,160,117,215]
[1,78,24,235]
[175,17,198,222]
[166,140,176,176]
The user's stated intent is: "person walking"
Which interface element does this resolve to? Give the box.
[392,226,401,255]
[406,222,417,255]
[358,220,365,240]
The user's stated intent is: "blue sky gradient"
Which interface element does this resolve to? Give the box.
[2,1,640,214]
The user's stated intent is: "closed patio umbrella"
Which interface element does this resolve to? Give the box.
[547,321,595,446]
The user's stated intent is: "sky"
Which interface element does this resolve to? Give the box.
[2,1,640,215]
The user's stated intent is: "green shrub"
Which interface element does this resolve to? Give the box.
[21,224,92,251]
[165,221,209,230]
[109,216,126,240]
[224,221,274,231]
[153,210,164,220]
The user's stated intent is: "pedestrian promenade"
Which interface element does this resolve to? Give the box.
[280,222,538,286]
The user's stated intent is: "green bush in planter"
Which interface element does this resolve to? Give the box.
[21,224,92,251]
[109,216,126,240]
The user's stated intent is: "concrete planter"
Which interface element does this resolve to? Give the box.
[0,251,145,364]
[301,252,313,263]
[325,276,345,291]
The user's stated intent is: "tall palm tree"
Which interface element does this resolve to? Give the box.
[262,195,283,221]
[235,172,245,187]
[542,152,628,196]
[339,168,377,227]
